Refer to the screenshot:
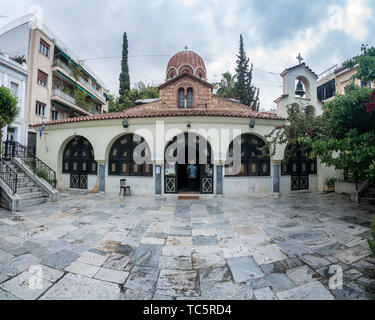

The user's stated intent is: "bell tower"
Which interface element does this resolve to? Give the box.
[275,56,322,118]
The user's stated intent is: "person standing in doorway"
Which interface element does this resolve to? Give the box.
[187,162,197,191]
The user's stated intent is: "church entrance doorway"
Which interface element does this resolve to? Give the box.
[62,136,97,190]
[164,133,213,194]
[282,145,317,191]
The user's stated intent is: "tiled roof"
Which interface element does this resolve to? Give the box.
[158,72,213,89]
[34,99,284,127]
[167,50,206,74]
[281,62,318,78]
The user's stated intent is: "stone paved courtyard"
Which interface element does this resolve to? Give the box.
[0,191,374,300]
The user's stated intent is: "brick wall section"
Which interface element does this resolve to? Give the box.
[36,74,284,126]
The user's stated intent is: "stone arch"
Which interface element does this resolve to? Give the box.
[104,131,154,162]
[164,132,214,194]
[281,143,317,190]
[167,67,178,80]
[224,131,270,159]
[61,136,97,189]
[178,64,194,75]
[225,133,271,177]
[107,133,153,177]
[57,134,97,180]
[195,67,206,79]
[305,105,315,117]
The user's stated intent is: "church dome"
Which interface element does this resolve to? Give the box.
[166,50,207,80]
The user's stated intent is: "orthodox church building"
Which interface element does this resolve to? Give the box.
[34,50,341,197]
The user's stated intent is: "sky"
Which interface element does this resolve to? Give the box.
[0,0,374,110]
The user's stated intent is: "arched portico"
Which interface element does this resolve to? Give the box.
[163,132,214,194]
[61,136,97,190]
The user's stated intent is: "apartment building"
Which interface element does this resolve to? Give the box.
[317,63,374,103]
[0,14,109,152]
[0,52,28,146]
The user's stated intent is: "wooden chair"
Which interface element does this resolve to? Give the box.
[119,179,131,196]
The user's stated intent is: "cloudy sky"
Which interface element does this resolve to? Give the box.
[0,0,374,109]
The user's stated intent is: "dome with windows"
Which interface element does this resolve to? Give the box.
[166,50,207,80]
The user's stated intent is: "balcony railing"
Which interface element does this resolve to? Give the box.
[53,59,103,99]
[52,88,98,115]
[52,88,77,105]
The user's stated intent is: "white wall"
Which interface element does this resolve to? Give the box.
[223,177,273,196]
[0,55,28,145]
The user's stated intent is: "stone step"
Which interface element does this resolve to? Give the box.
[16,186,41,194]
[20,197,48,208]
[17,181,35,188]
[18,191,46,200]
[16,176,32,183]
[361,197,375,205]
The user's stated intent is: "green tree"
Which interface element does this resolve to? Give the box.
[263,104,320,160]
[343,44,375,84]
[0,86,19,147]
[216,72,237,99]
[312,85,375,184]
[108,81,159,113]
[234,34,260,110]
[74,89,95,113]
[119,32,130,103]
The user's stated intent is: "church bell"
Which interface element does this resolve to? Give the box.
[295,80,305,97]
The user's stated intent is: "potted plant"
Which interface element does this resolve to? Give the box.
[324,177,336,193]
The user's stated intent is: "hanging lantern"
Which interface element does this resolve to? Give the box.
[295,80,305,97]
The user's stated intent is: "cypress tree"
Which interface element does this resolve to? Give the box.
[119,32,130,102]
[234,34,260,110]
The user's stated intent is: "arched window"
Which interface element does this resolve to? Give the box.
[187,88,193,108]
[178,88,185,108]
[108,134,153,177]
[170,72,174,79]
[225,134,270,177]
[62,136,97,174]
[281,145,317,176]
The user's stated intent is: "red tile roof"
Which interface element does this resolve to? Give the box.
[167,50,206,75]
[34,98,284,127]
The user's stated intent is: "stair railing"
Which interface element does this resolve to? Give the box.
[0,158,17,194]
[2,141,56,188]
[355,181,369,203]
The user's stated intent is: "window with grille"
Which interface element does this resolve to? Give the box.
[225,134,270,177]
[187,88,193,108]
[178,88,185,108]
[62,136,97,174]
[39,39,50,58]
[37,70,48,87]
[317,79,335,101]
[35,101,46,117]
[108,134,153,177]
[281,145,317,176]
[10,82,19,99]
[51,110,60,121]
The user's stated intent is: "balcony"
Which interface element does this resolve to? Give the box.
[53,59,105,103]
[51,88,96,116]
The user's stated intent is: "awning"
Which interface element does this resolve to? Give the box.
[56,70,96,100]
[55,46,99,87]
